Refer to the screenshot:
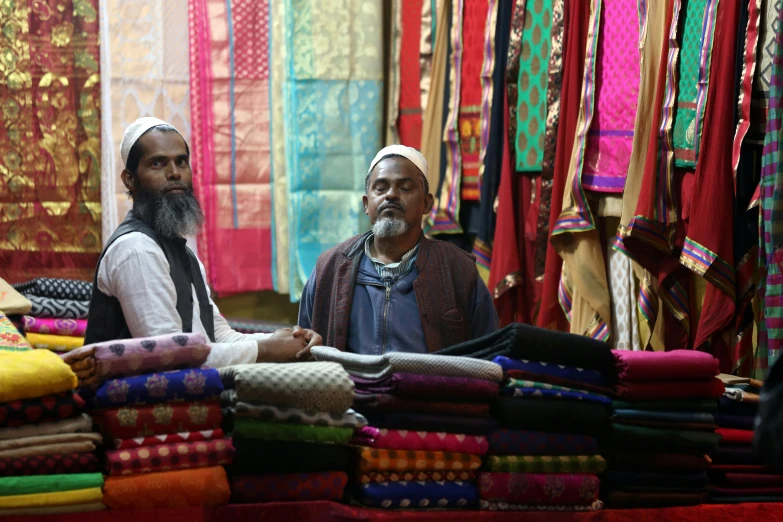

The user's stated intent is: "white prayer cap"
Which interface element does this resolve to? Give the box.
[368,145,428,180]
[120,117,183,165]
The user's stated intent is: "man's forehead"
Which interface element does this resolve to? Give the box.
[138,130,188,156]
[372,157,424,180]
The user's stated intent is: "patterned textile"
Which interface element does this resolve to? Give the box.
[359,480,479,509]
[359,448,482,472]
[103,466,231,509]
[0,414,92,442]
[606,242,642,351]
[0,313,30,352]
[501,380,612,406]
[0,487,103,509]
[361,470,476,484]
[0,392,86,428]
[615,378,725,400]
[279,0,382,300]
[106,437,234,475]
[95,369,222,407]
[614,350,720,381]
[488,429,598,456]
[230,472,348,503]
[480,499,604,511]
[312,346,504,382]
[0,453,100,478]
[581,0,640,192]
[61,332,210,384]
[113,429,224,450]
[25,333,83,352]
[219,362,353,414]
[188,0,273,294]
[14,279,92,301]
[0,279,32,315]
[21,317,88,338]
[493,356,608,388]
[388,0,424,148]
[486,455,606,473]
[231,402,367,428]
[515,0,553,171]
[99,401,222,439]
[478,472,600,505]
[364,412,497,436]
[0,350,76,403]
[0,473,104,497]
[0,0,101,283]
[352,373,500,401]
[27,297,89,320]
[505,370,614,396]
[232,418,352,445]
[359,428,488,455]
[353,394,491,418]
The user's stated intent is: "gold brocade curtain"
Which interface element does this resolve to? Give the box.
[0,0,101,283]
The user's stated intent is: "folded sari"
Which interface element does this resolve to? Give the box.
[0,442,98,460]
[232,417,352,445]
[615,378,725,400]
[21,317,88,338]
[488,429,598,456]
[14,278,92,301]
[601,451,711,473]
[359,448,482,472]
[219,362,353,414]
[0,501,105,516]
[61,333,211,384]
[113,429,225,450]
[501,382,612,406]
[718,397,758,416]
[479,499,604,512]
[715,412,755,430]
[27,296,89,320]
[229,440,352,474]
[614,350,719,381]
[0,312,30,351]
[0,453,100,477]
[103,466,231,509]
[0,350,77,402]
[610,424,721,452]
[360,470,475,483]
[612,399,718,412]
[358,428,488,455]
[478,473,600,505]
[0,392,86,428]
[364,412,497,435]
[504,370,614,396]
[353,394,491,417]
[230,402,367,428]
[717,428,754,445]
[25,333,84,352]
[710,473,783,487]
[495,397,610,435]
[0,473,103,496]
[230,472,348,503]
[99,401,222,439]
[486,455,606,474]
[607,490,705,508]
[311,346,504,382]
[0,487,102,509]
[95,368,223,407]
[493,356,608,388]
[604,471,709,489]
[0,414,92,441]
[613,409,715,423]
[0,432,101,453]
[106,437,235,475]
[351,373,500,400]
[359,480,479,509]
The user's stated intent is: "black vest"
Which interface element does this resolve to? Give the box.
[84,213,216,345]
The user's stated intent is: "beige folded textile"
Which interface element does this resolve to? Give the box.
[0,414,93,442]
[0,440,98,459]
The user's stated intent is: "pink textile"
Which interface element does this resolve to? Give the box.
[613,350,720,381]
[356,428,489,455]
[21,317,88,337]
[581,0,641,193]
[188,0,273,294]
[478,472,601,505]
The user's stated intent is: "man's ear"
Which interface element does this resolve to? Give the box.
[121,169,135,196]
[363,194,369,216]
[424,193,434,215]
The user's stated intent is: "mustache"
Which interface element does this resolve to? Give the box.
[163,182,191,194]
[379,202,405,212]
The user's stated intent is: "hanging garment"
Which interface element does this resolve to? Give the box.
[506,0,526,169]
[390,0,425,148]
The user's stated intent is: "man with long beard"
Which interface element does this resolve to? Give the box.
[298,145,498,354]
[85,117,322,366]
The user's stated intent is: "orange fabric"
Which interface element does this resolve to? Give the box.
[102,466,230,509]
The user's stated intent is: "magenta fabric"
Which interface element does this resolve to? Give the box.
[352,373,500,401]
[613,350,720,381]
[21,317,88,337]
[478,472,601,505]
[355,428,488,455]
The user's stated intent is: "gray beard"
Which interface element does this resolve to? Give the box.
[132,188,204,238]
[372,217,411,239]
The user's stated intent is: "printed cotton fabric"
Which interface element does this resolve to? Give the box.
[113,429,224,450]
[488,429,598,456]
[230,402,367,428]
[231,418,353,445]
[0,392,86,428]
[359,480,479,509]
[501,381,612,406]
[0,313,31,352]
[106,437,235,475]
[103,466,231,509]
[24,333,83,352]
[14,278,93,301]
[479,499,604,511]
[485,455,607,474]
[360,470,476,484]
[0,453,101,477]
[359,448,482,472]
[492,356,609,388]
[21,317,88,338]
[359,428,488,455]
[0,350,77,403]
[219,362,354,414]
[99,401,222,439]
[27,297,89,320]
[230,472,348,503]
[0,473,104,497]
[351,372,500,401]
[478,472,601,505]
[95,368,223,407]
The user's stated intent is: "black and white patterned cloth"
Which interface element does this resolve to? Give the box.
[14,278,93,301]
[27,296,90,319]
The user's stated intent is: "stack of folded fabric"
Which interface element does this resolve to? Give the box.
[313,347,504,510]
[708,375,783,503]
[603,350,723,509]
[0,278,33,352]
[13,278,92,353]
[220,362,356,504]
[0,349,104,515]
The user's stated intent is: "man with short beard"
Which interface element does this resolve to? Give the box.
[85,117,322,366]
[298,145,498,354]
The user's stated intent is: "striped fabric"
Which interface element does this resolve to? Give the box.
[364,236,420,281]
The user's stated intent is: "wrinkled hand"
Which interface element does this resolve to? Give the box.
[292,326,323,361]
[256,328,307,363]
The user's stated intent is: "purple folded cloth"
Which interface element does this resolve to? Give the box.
[351,373,499,401]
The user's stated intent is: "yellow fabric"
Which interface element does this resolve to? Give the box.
[26,333,84,352]
[0,487,103,509]
[0,278,32,315]
[0,350,77,402]
[0,502,105,516]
